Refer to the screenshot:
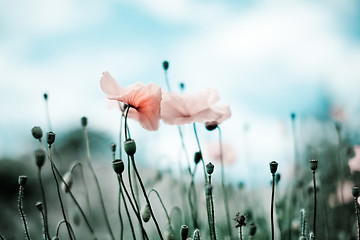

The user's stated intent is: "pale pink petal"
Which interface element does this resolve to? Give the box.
[206,142,237,165]
[210,104,231,124]
[348,145,360,174]
[100,71,125,97]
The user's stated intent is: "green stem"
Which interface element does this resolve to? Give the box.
[118,175,136,240]
[55,220,77,239]
[148,189,172,226]
[118,176,124,240]
[18,186,31,240]
[271,173,275,240]
[82,126,114,240]
[312,171,317,237]
[37,168,50,240]
[355,197,360,240]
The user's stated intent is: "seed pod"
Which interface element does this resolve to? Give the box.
[18,176,28,187]
[205,121,218,131]
[34,149,46,168]
[112,159,125,175]
[31,126,43,140]
[180,225,189,240]
[309,159,318,171]
[124,139,136,156]
[46,131,56,145]
[269,161,278,174]
[206,162,214,175]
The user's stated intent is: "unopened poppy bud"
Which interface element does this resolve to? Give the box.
[206,162,214,175]
[110,143,116,153]
[309,159,318,171]
[112,159,125,174]
[163,61,169,70]
[269,161,278,174]
[141,203,151,222]
[81,116,87,127]
[35,201,43,211]
[249,222,256,236]
[18,175,28,187]
[205,121,218,131]
[353,186,359,198]
[61,172,73,193]
[31,126,43,140]
[179,82,185,91]
[35,149,46,168]
[291,112,296,120]
[46,131,56,145]
[194,151,202,164]
[180,225,189,240]
[192,229,200,240]
[124,139,136,156]
[43,93,48,100]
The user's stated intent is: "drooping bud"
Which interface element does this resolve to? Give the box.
[194,151,202,164]
[18,175,28,187]
[269,161,278,174]
[180,225,189,240]
[46,131,56,145]
[81,116,88,127]
[43,93,48,101]
[353,186,359,198]
[35,201,43,211]
[112,159,125,175]
[205,121,218,131]
[192,229,200,240]
[124,139,136,156]
[309,159,318,171]
[61,172,73,193]
[31,126,43,140]
[290,112,296,120]
[163,61,169,71]
[206,162,214,175]
[141,203,151,222]
[34,149,46,168]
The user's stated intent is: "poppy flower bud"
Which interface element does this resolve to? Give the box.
[192,229,200,240]
[249,222,257,236]
[353,186,359,198]
[81,116,88,127]
[31,126,43,140]
[206,162,214,175]
[43,93,48,100]
[141,203,151,222]
[35,201,43,211]
[18,175,28,187]
[35,149,46,168]
[309,159,318,171]
[124,139,136,156]
[269,161,278,174]
[194,151,202,164]
[291,112,296,120]
[163,61,169,70]
[179,82,185,91]
[110,143,116,153]
[180,225,189,240]
[112,159,125,175]
[46,131,56,145]
[205,121,218,131]
[61,172,73,193]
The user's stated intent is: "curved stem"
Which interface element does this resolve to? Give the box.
[49,146,73,240]
[170,206,182,226]
[131,156,164,240]
[18,186,31,240]
[120,175,149,240]
[55,220,77,239]
[218,127,232,239]
[118,175,136,240]
[148,189,171,226]
[37,168,50,240]
[82,126,114,240]
[355,197,360,240]
[124,106,131,141]
[312,171,317,237]
[271,173,275,240]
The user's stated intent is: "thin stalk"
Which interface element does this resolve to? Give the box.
[120,175,149,240]
[193,123,207,183]
[312,171,317,237]
[118,176,124,240]
[118,175,136,240]
[118,102,124,160]
[55,220,77,239]
[335,125,344,204]
[131,155,164,240]
[208,175,217,240]
[44,94,52,131]
[82,125,114,240]
[37,168,50,239]
[18,186,31,240]
[188,165,199,229]
[70,162,91,216]
[170,206,182,226]
[238,226,243,240]
[355,197,360,240]
[0,235,4,240]
[271,173,275,240]
[49,146,73,240]
[218,127,232,239]
[148,189,171,226]
[39,209,50,240]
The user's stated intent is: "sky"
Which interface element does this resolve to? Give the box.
[1,0,360,184]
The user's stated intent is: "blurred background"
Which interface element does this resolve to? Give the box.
[1,0,360,239]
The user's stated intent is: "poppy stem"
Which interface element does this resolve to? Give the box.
[37,168,50,240]
[312,171,317,237]
[193,123,207,184]
[148,189,172,227]
[117,176,124,240]
[271,172,275,240]
[55,220,77,239]
[18,185,31,240]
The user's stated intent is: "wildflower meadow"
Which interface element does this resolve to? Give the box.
[0,60,360,240]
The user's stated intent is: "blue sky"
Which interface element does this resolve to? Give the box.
[1,0,360,184]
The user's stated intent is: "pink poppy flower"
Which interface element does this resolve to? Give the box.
[348,145,360,174]
[205,141,236,165]
[100,71,162,131]
[161,88,230,125]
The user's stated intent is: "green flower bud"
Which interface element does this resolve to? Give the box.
[206,162,214,175]
[194,151,202,165]
[35,149,46,168]
[269,161,278,174]
[141,203,151,222]
[46,131,56,145]
[309,159,318,171]
[163,61,169,70]
[81,116,87,127]
[124,139,136,156]
[18,175,28,187]
[31,126,43,140]
[112,159,125,175]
